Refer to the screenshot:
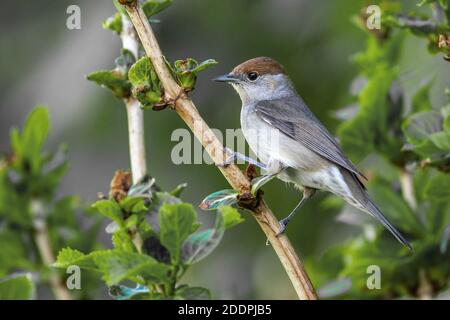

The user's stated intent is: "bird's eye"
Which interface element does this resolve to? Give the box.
[247,72,259,81]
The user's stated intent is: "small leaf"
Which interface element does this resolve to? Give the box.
[128,57,155,86]
[218,206,244,230]
[412,80,433,113]
[142,0,173,18]
[87,70,131,98]
[103,12,122,34]
[0,274,35,300]
[175,285,211,300]
[191,59,219,73]
[159,203,196,264]
[112,229,136,252]
[92,200,123,225]
[120,196,147,213]
[199,189,239,210]
[170,182,188,197]
[128,57,163,107]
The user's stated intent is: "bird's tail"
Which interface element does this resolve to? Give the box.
[364,198,412,251]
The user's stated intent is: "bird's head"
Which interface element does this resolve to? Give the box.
[214,57,294,104]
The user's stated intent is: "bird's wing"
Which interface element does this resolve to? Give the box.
[254,98,367,182]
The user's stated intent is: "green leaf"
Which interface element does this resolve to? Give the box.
[103,12,122,34]
[128,57,163,107]
[159,203,196,264]
[13,106,50,172]
[92,200,123,225]
[424,173,450,201]
[199,189,239,210]
[171,58,218,91]
[170,182,188,197]
[0,274,35,300]
[128,57,156,86]
[175,285,211,300]
[112,229,136,252]
[412,80,433,113]
[87,70,131,98]
[120,196,147,213]
[218,206,244,230]
[92,249,170,285]
[53,248,97,270]
[191,59,218,73]
[429,131,450,151]
[142,0,173,18]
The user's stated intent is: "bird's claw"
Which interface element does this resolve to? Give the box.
[216,148,235,168]
[276,218,289,237]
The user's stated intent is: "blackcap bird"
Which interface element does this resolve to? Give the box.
[214,57,411,250]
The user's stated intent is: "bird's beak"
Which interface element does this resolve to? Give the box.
[213,73,239,83]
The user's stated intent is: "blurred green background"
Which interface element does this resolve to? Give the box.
[1,0,449,299]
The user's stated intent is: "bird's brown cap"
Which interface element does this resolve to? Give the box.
[231,57,286,76]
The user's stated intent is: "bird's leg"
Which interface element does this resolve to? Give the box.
[251,159,285,195]
[216,147,267,169]
[277,188,316,236]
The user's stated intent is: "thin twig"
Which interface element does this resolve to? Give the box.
[121,13,145,252]
[399,169,417,211]
[120,1,317,300]
[32,199,73,300]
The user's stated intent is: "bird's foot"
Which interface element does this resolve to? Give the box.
[276,217,290,237]
[215,147,235,168]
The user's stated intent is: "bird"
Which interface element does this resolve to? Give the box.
[214,57,412,250]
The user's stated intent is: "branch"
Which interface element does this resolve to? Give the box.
[399,168,417,211]
[32,199,72,300]
[120,1,317,300]
[121,13,145,252]
[121,13,147,185]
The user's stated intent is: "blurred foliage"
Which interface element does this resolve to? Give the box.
[0,107,102,299]
[53,0,243,300]
[310,0,450,299]
[54,161,244,300]
[0,273,35,300]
